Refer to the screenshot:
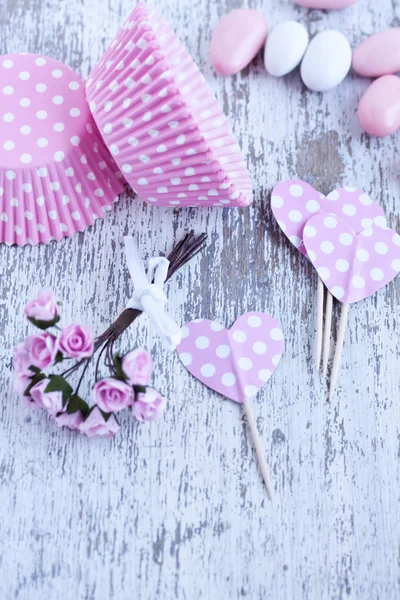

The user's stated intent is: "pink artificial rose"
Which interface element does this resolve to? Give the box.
[132,388,167,422]
[30,379,63,416]
[79,407,120,438]
[26,333,58,370]
[13,341,33,376]
[24,290,59,322]
[14,374,31,397]
[121,348,154,385]
[93,378,134,413]
[55,410,84,430]
[14,333,58,375]
[14,374,37,408]
[59,324,94,359]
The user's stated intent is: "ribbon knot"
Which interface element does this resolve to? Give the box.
[124,236,182,351]
[137,283,167,305]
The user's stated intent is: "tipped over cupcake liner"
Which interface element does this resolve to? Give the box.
[86,2,253,208]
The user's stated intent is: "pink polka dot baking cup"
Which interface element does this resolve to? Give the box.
[0,53,124,246]
[86,2,252,208]
[271,180,386,256]
[303,214,400,304]
[177,313,284,404]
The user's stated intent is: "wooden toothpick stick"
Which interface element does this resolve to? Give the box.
[316,276,325,370]
[322,290,333,378]
[243,398,273,500]
[329,303,350,400]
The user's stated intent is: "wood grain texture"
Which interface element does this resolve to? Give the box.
[1,0,400,598]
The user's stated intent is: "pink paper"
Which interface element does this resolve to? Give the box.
[271,180,386,255]
[0,53,124,246]
[86,2,253,208]
[303,214,400,303]
[177,313,285,403]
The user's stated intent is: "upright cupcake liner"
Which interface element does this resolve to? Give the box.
[0,139,124,246]
[0,53,125,246]
[86,2,253,208]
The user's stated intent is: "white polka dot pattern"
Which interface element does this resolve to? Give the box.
[271,180,387,257]
[0,53,124,246]
[86,2,252,208]
[303,214,400,304]
[177,312,285,404]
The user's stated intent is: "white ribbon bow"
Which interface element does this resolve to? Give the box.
[124,236,182,352]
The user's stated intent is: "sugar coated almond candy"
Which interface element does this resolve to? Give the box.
[265,21,309,77]
[358,75,400,137]
[300,30,352,92]
[294,0,357,8]
[210,9,268,76]
[353,29,400,78]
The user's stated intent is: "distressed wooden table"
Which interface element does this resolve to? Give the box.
[1,1,399,598]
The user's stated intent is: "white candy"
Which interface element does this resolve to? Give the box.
[300,30,352,92]
[264,21,309,77]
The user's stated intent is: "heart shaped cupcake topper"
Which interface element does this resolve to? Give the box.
[303,214,400,304]
[177,312,285,499]
[177,312,285,403]
[271,180,386,254]
[271,179,389,379]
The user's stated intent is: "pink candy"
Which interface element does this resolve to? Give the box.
[354,29,400,137]
[210,9,268,76]
[353,28,400,78]
[294,0,357,7]
[358,75,400,137]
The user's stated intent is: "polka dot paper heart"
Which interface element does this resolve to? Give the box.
[271,180,386,255]
[177,312,285,403]
[303,214,400,303]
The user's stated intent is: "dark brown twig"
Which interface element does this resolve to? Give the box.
[102,231,208,340]
[60,231,207,385]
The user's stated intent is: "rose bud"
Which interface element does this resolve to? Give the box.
[79,407,120,438]
[59,324,94,359]
[93,378,134,413]
[24,290,59,323]
[14,333,58,374]
[121,348,154,386]
[14,374,37,408]
[132,388,167,422]
[55,410,84,431]
[13,341,34,376]
[30,379,64,417]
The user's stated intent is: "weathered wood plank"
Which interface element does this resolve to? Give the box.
[0,0,399,599]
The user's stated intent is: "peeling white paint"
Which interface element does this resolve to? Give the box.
[0,0,400,599]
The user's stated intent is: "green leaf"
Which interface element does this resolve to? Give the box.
[67,394,90,417]
[24,371,46,396]
[54,351,64,364]
[113,354,127,381]
[27,314,60,331]
[133,385,146,395]
[102,410,118,424]
[45,375,73,406]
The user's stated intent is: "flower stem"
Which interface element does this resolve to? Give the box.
[95,338,111,381]
[58,232,207,390]
[75,358,92,396]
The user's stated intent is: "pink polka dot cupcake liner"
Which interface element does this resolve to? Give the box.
[0,54,124,246]
[86,2,252,208]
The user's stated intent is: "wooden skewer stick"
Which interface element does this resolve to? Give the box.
[243,398,273,500]
[329,303,350,400]
[322,291,333,378]
[316,276,325,370]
